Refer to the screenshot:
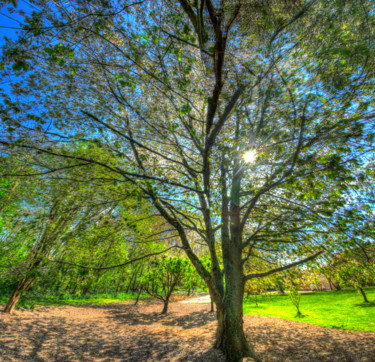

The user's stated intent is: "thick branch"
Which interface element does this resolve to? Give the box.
[245,251,324,280]
[50,247,177,271]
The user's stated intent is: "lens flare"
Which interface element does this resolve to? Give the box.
[243,149,257,163]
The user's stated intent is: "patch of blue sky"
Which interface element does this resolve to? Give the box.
[0,1,36,46]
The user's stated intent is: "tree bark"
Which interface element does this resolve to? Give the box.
[134,287,142,305]
[71,281,79,294]
[278,284,286,294]
[126,267,138,293]
[161,296,170,314]
[131,269,139,292]
[334,283,342,291]
[214,298,255,361]
[115,276,124,293]
[81,284,91,296]
[213,247,256,361]
[3,277,33,314]
[327,278,334,291]
[358,286,369,303]
[326,275,341,291]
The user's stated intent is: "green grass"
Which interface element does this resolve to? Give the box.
[35,292,146,306]
[243,287,375,333]
[0,291,145,308]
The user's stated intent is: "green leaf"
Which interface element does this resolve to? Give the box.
[12,60,28,72]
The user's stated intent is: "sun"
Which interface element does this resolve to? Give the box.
[242,149,257,164]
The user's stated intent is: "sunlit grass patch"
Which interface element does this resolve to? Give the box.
[243,287,375,332]
[0,291,146,309]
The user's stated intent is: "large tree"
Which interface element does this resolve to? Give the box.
[1,0,375,359]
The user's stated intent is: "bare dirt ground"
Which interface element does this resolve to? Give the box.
[180,293,211,304]
[1,298,375,361]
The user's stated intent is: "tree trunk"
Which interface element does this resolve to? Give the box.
[332,281,341,291]
[213,254,256,360]
[161,297,170,314]
[71,282,78,295]
[131,264,144,293]
[81,284,91,296]
[3,278,33,314]
[126,267,138,293]
[134,287,142,305]
[214,300,255,361]
[327,277,334,291]
[358,286,369,303]
[326,275,341,291]
[131,271,139,292]
[115,276,123,293]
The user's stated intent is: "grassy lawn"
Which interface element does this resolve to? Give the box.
[0,291,145,309]
[243,287,375,332]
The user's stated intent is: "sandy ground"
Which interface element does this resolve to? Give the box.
[1,298,375,361]
[181,294,211,304]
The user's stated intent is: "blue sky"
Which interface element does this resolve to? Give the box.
[0,1,34,46]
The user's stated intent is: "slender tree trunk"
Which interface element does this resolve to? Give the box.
[326,275,341,291]
[161,295,170,314]
[115,276,123,293]
[3,277,33,314]
[131,264,144,293]
[126,267,138,293]
[327,277,334,291]
[81,284,91,296]
[72,283,78,294]
[131,270,139,292]
[134,287,142,305]
[358,286,369,303]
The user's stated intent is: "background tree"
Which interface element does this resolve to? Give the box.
[285,269,304,318]
[330,245,375,303]
[243,253,277,304]
[1,176,115,313]
[183,260,206,297]
[141,255,189,314]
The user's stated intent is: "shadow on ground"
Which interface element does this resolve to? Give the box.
[244,314,375,361]
[101,303,217,330]
[0,303,223,361]
[354,301,375,308]
[1,302,375,361]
